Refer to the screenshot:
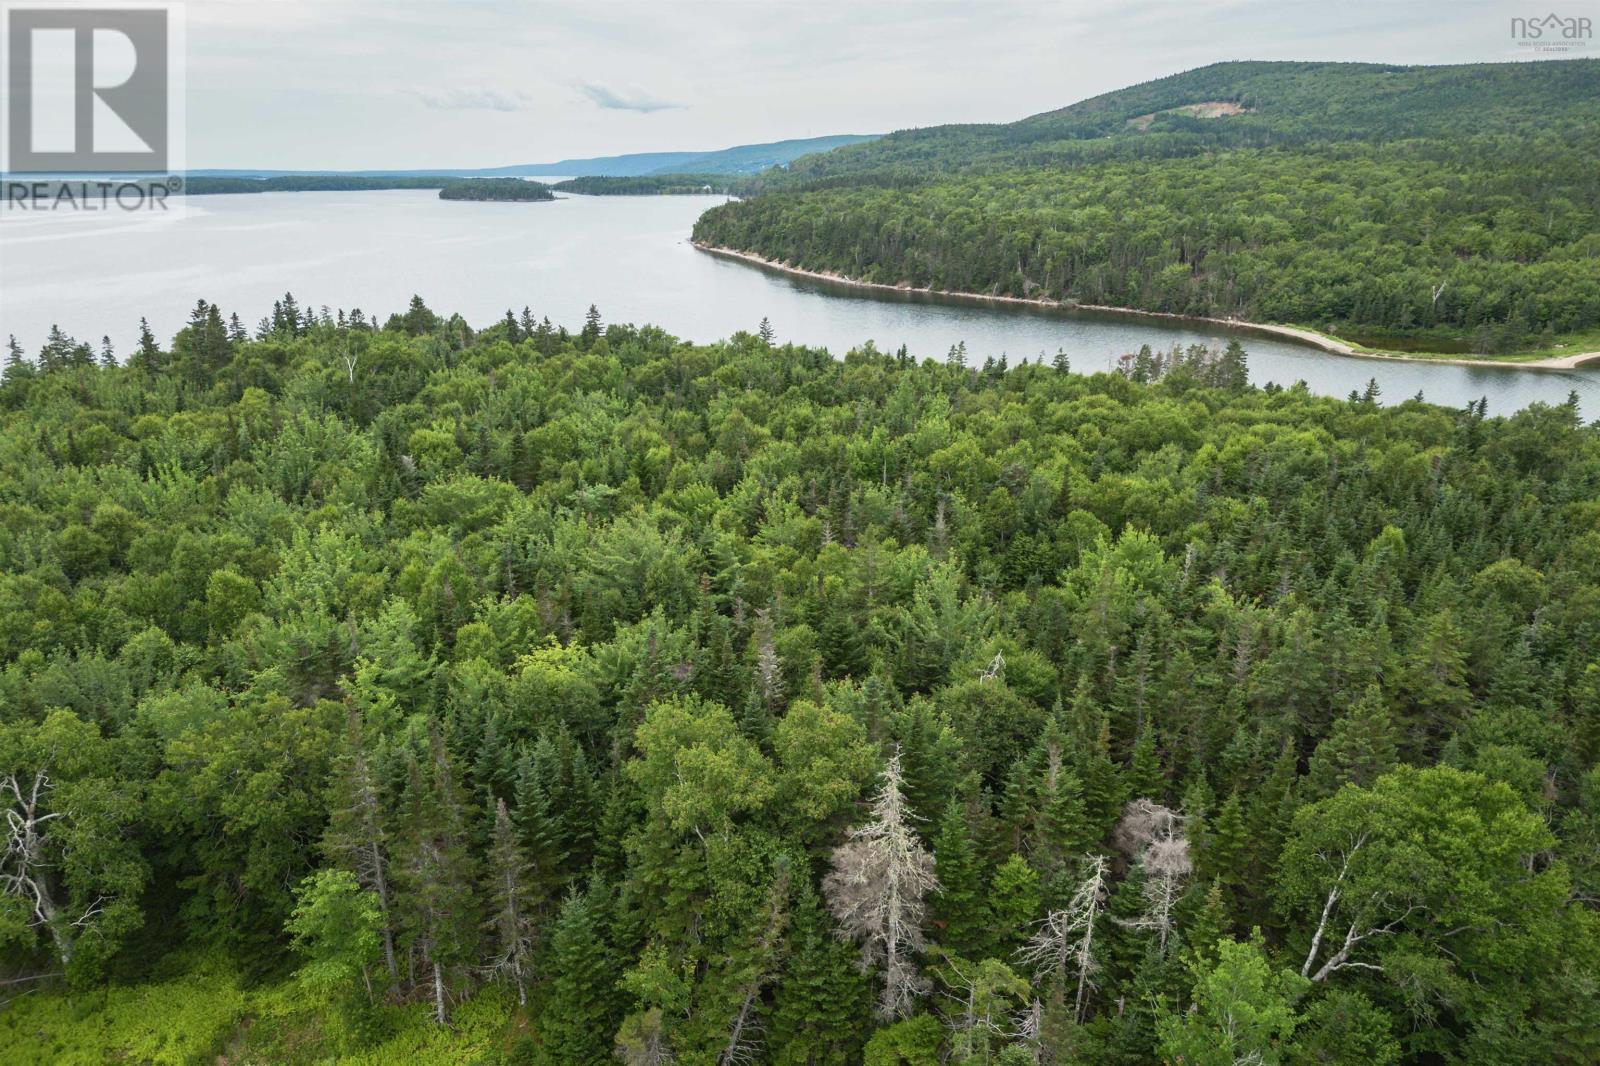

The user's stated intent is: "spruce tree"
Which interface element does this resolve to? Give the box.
[2,335,28,386]
[1307,685,1399,798]
[1034,728,1093,870]
[38,324,76,372]
[539,888,619,1064]
[930,800,988,958]
[394,733,479,1023]
[1067,682,1125,839]
[513,747,568,904]
[135,317,160,367]
[322,707,399,989]
[1198,792,1247,893]
[483,797,538,1004]
[769,878,871,1066]
[580,304,603,347]
[989,854,1042,955]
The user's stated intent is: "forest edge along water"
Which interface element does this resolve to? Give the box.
[693,243,1600,372]
[3,190,1597,418]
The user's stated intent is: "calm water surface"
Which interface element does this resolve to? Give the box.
[3,190,1595,417]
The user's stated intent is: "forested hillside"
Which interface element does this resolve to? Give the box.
[553,175,750,196]
[695,60,1600,354]
[768,60,1600,182]
[1,301,1598,1063]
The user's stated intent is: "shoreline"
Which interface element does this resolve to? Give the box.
[693,243,1600,372]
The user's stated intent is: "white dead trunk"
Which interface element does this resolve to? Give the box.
[824,747,939,1020]
[1018,854,1110,1022]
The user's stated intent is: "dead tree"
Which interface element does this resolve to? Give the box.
[824,747,939,1020]
[1113,798,1192,955]
[0,771,80,970]
[753,607,785,712]
[1017,854,1110,1023]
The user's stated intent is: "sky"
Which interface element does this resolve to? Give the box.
[181,0,1588,168]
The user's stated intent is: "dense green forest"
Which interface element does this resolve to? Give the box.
[694,60,1600,354]
[1,298,1597,1064]
[438,179,555,203]
[554,175,751,197]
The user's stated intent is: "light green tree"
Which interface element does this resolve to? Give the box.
[1156,935,1306,1066]
[288,868,383,1001]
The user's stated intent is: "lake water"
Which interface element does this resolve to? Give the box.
[3,190,1596,417]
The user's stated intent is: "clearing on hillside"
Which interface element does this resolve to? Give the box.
[1127,101,1251,128]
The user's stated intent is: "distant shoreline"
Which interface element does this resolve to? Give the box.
[694,243,1600,372]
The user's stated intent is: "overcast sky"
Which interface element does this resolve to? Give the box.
[184,0,1586,168]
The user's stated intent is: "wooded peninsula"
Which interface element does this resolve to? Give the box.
[694,60,1600,361]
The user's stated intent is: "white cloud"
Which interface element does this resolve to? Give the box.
[410,87,536,112]
[577,82,685,113]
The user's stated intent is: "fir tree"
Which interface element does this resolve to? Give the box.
[769,878,870,1066]
[1307,685,1399,798]
[1126,727,1163,801]
[930,800,987,958]
[540,887,620,1064]
[2,335,28,386]
[322,707,399,989]
[989,854,1042,955]
[1198,792,1247,893]
[1181,881,1232,969]
[581,304,603,347]
[482,797,538,1004]
[394,733,479,1023]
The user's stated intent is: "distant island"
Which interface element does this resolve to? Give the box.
[437,178,555,202]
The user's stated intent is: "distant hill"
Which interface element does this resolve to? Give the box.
[505,134,881,176]
[189,134,879,181]
[771,59,1600,183]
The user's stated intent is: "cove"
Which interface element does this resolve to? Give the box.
[3,190,1596,417]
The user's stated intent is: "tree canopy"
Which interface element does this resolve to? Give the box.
[1,297,1597,1062]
